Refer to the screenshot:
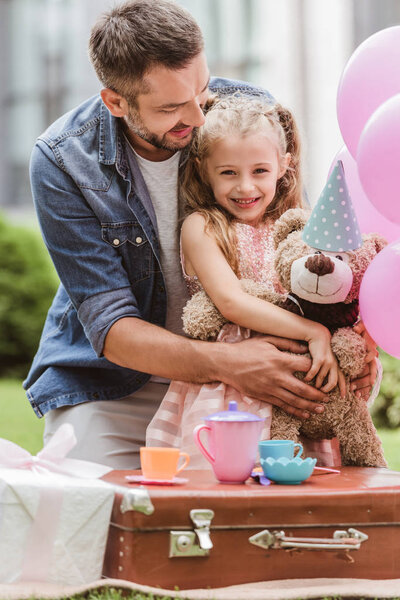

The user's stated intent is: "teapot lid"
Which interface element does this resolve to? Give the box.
[204,401,264,422]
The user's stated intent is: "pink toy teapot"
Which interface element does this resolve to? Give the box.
[193,401,265,484]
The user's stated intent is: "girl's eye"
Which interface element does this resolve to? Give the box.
[254,168,268,174]
[220,170,235,175]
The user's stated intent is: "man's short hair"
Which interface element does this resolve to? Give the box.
[88,0,204,104]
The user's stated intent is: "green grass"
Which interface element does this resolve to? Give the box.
[376,428,400,471]
[1,378,399,469]
[0,378,44,453]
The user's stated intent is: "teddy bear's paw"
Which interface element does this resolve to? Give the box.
[331,327,367,376]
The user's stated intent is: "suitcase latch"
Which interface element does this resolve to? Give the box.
[169,509,214,558]
[249,527,368,551]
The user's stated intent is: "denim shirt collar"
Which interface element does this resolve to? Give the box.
[99,101,118,166]
[123,135,159,236]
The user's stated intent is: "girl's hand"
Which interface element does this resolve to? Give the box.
[351,320,379,401]
[304,325,346,397]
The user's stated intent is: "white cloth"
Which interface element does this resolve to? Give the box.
[0,469,114,585]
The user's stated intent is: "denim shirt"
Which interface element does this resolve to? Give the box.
[24,77,273,417]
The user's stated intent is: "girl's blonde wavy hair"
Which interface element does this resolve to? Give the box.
[180,94,303,274]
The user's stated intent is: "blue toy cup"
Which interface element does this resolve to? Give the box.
[259,439,303,460]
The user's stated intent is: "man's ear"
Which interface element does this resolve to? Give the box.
[100,88,129,117]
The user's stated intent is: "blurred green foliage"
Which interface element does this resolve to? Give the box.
[0,214,58,377]
[371,351,400,429]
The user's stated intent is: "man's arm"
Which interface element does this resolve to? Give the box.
[103,317,329,420]
[30,141,144,357]
[351,321,380,401]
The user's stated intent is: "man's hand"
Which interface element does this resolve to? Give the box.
[351,321,379,401]
[105,318,329,419]
[219,335,329,420]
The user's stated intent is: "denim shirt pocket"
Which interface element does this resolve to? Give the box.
[101,222,152,283]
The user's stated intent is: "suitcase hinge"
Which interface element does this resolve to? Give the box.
[169,509,214,558]
[118,486,154,515]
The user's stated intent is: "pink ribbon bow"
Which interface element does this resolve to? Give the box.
[0,423,112,478]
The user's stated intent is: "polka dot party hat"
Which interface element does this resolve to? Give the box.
[302,160,362,252]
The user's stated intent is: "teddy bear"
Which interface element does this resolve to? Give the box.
[182,163,387,468]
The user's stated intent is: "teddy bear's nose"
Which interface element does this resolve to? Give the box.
[305,254,335,276]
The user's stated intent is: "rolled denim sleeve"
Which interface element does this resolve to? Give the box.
[30,140,142,355]
[78,287,141,356]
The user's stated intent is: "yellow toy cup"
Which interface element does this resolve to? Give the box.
[140,447,190,480]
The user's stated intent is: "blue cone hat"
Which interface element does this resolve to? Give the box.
[302,160,363,252]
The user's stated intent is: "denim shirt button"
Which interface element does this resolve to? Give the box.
[135,236,143,244]
[112,238,120,246]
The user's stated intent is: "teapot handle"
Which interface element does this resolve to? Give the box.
[193,424,215,464]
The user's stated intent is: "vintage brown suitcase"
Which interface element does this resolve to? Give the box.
[102,467,400,590]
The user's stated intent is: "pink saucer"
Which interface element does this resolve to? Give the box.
[125,475,188,486]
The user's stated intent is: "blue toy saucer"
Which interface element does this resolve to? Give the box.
[260,456,316,485]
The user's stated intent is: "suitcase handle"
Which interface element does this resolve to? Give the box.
[249,528,368,551]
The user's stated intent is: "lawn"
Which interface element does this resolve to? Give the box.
[0,378,45,454]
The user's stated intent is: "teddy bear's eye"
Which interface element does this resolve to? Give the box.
[315,251,322,255]
[336,255,343,261]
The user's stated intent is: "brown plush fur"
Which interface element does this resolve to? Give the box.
[183,208,387,467]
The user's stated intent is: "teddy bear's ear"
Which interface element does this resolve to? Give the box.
[273,208,310,249]
[362,232,388,254]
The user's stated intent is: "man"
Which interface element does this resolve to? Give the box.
[24,0,373,468]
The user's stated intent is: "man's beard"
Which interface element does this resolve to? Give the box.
[124,107,194,152]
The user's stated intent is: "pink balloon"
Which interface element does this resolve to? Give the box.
[337,26,400,158]
[357,94,400,225]
[328,146,400,241]
[359,239,400,358]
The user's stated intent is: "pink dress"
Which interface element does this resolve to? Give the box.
[146,220,342,469]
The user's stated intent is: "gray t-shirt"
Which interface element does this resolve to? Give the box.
[125,140,190,383]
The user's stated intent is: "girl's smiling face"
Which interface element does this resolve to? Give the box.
[205,132,290,225]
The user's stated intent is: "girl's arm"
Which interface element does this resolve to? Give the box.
[182,213,345,395]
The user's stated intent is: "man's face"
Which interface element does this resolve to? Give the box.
[124,52,209,155]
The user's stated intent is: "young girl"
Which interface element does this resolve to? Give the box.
[146,95,345,467]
